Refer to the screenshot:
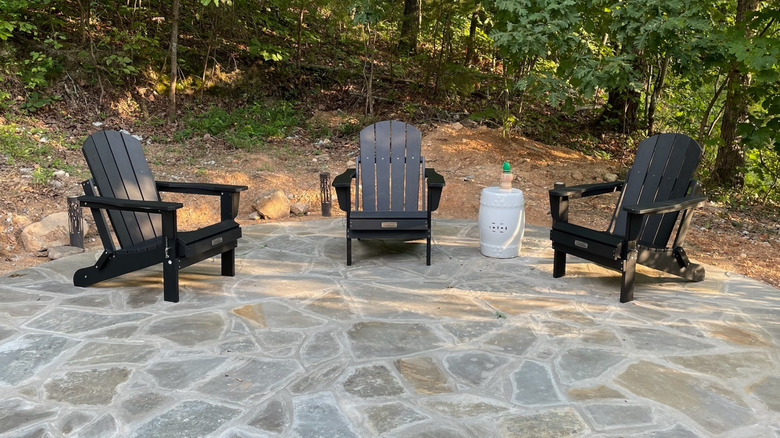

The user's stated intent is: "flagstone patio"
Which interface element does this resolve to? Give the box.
[1,219,778,437]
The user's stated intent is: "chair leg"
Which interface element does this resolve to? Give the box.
[621,250,637,303]
[221,248,236,276]
[346,238,352,266]
[553,250,566,278]
[426,236,431,266]
[163,260,180,303]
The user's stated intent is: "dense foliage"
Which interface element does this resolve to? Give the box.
[1,0,778,205]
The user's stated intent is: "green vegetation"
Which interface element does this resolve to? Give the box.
[0,0,777,207]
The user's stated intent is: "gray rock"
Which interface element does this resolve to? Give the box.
[557,348,625,384]
[604,173,619,182]
[144,312,225,347]
[248,398,289,433]
[196,357,302,401]
[497,408,589,437]
[583,403,654,430]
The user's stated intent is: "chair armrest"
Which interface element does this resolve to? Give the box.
[425,168,445,188]
[78,195,183,213]
[332,169,355,188]
[549,181,624,199]
[623,196,707,216]
[156,181,248,195]
[332,168,356,212]
[425,168,445,211]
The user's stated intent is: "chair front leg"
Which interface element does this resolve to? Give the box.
[621,249,637,303]
[553,250,566,278]
[161,210,180,303]
[222,248,236,276]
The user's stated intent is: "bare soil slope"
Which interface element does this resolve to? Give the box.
[2,118,778,290]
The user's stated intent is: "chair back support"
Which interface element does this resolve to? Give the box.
[82,130,162,249]
[357,121,424,212]
[609,133,702,247]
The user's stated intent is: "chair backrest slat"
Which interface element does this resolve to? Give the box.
[82,130,161,249]
[610,133,702,248]
[357,121,423,213]
[359,125,377,211]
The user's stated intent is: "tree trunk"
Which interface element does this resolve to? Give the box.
[296,6,305,68]
[647,56,669,137]
[711,0,759,187]
[600,89,640,134]
[398,0,421,55]
[464,2,480,66]
[168,0,180,122]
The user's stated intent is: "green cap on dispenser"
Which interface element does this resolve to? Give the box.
[503,161,511,173]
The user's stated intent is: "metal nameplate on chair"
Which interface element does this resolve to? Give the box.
[381,222,398,228]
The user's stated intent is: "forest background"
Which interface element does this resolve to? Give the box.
[0,0,778,276]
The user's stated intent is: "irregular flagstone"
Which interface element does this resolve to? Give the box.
[421,394,511,418]
[0,334,77,385]
[119,391,174,422]
[347,322,445,359]
[0,327,15,342]
[0,398,58,434]
[511,361,564,406]
[360,401,428,435]
[556,348,625,384]
[567,385,626,401]
[701,321,770,347]
[61,294,113,308]
[289,359,349,395]
[667,352,772,379]
[26,309,150,334]
[343,364,406,398]
[399,424,472,438]
[301,330,342,366]
[231,275,337,300]
[253,330,304,357]
[146,357,227,390]
[0,287,54,303]
[442,321,504,343]
[58,411,95,435]
[248,398,289,433]
[219,336,259,354]
[232,302,326,329]
[615,361,755,434]
[583,403,654,430]
[481,296,569,316]
[579,328,622,347]
[292,392,358,438]
[144,312,225,347]
[77,414,118,437]
[634,424,701,438]
[496,408,589,437]
[749,376,780,412]
[483,326,537,355]
[443,351,510,387]
[621,327,715,351]
[550,309,598,326]
[65,341,157,366]
[132,400,240,438]
[45,367,131,405]
[196,357,302,402]
[395,356,454,395]
[303,290,356,321]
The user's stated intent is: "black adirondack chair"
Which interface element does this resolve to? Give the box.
[549,133,707,302]
[333,121,445,265]
[73,130,248,302]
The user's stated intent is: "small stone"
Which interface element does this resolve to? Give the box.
[290,203,309,216]
[248,211,261,220]
[604,173,619,182]
[48,245,84,260]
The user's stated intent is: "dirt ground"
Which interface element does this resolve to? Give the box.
[2,115,779,290]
